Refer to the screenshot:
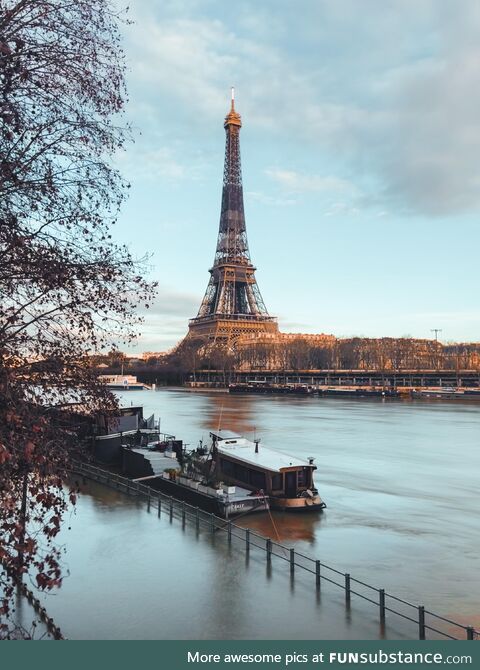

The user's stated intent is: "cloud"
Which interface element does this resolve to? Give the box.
[323,202,360,217]
[140,286,201,317]
[117,146,187,182]
[246,191,296,206]
[265,168,359,195]
[122,1,480,218]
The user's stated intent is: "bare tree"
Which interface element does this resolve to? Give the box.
[0,0,155,632]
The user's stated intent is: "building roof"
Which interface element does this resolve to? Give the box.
[215,434,315,473]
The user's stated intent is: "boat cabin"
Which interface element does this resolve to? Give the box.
[210,430,316,499]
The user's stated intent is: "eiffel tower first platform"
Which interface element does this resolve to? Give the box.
[188,90,278,342]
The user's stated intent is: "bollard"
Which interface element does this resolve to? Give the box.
[266,539,272,563]
[290,548,295,575]
[182,501,186,525]
[379,589,385,621]
[158,498,161,517]
[418,605,426,640]
[195,507,200,532]
[169,497,173,521]
[315,560,321,590]
[147,494,151,512]
[345,573,351,603]
[227,521,232,543]
[246,528,250,552]
[210,513,215,534]
[466,626,474,640]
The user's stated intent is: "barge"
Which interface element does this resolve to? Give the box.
[229,381,311,395]
[209,430,326,512]
[411,388,480,401]
[98,374,150,390]
[318,387,400,398]
[151,469,269,518]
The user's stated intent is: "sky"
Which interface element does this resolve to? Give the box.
[112,0,480,352]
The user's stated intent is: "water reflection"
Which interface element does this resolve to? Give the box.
[236,510,325,544]
[199,392,257,437]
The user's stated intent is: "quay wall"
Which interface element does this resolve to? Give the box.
[103,367,480,389]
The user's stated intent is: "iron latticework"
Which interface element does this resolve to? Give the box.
[188,90,278,342]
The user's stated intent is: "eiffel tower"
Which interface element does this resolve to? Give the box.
[188,90,278,342]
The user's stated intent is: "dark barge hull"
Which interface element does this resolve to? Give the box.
[318,388,399,398]
[271,501,327,513]
[229,384,311,395]
[144,476,268,518]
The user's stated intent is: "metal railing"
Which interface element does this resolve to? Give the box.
[0,558,64,640]
[72,461,479,642]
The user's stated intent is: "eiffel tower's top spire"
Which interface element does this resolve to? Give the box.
[224,86,242,128]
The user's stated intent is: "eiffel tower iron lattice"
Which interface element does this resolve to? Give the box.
[188,89,278,342]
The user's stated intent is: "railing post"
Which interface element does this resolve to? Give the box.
[315,560,321,590]
[290,548,295,575]
[157,498,161,517]
[466,626,474,640]
[245,528,250,552]
[195,507,200,532]
[182,501,186,525]
[126,479,130,495]
[169,497,173,521]
[147,494,151,512]
[266,539,272,563]
[345,573,351,603]
[418,605,426,640]
[379,589,385,621]
[227,521,232,543]
[210,513,215,534]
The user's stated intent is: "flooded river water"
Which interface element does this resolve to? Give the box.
[34,389,480,639]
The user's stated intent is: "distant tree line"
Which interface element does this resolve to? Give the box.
[95,337,480,381]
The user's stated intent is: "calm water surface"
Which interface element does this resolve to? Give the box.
[35,390,479,638]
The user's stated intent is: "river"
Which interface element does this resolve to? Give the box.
[33,389,480,639]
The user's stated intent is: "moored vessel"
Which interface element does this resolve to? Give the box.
[229,382,311,395]
[209,430,326,512]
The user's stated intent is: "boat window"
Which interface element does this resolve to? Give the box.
[297,467,310,487]
[249,469,266,490]
[271,473,283,491]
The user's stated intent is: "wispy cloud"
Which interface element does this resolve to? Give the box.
[246,190,296,206]
[323,202,360,217]
[265,169,358,195]
[139,286,201,318]
[123,1,480,218]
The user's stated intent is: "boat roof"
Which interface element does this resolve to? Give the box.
[215,435,315,473]
[210,429,243,440]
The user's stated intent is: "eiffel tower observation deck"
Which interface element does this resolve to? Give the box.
[188,89,278,342]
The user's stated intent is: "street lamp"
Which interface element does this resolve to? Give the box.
[431,329,443,373]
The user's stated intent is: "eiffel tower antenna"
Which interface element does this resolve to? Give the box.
[188,89,278,342]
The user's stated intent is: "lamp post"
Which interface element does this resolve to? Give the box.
[431,329,443,372]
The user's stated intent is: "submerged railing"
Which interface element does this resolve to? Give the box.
[72,461,479,642]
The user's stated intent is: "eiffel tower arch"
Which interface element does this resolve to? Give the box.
[188,90,278,343]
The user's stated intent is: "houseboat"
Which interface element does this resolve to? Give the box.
[98,374,150,390]
[209,430,326,512]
